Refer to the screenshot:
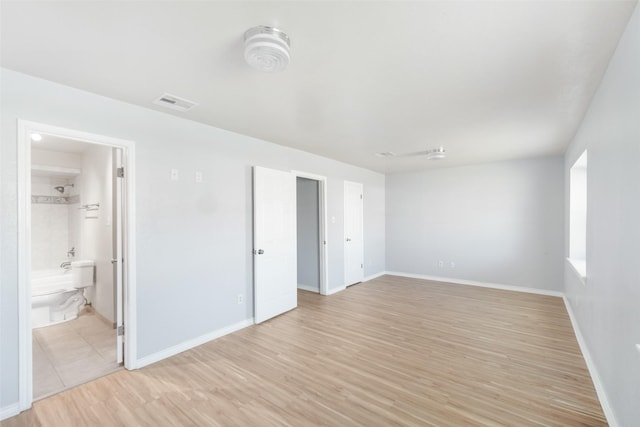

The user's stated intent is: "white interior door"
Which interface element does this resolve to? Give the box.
[344,181,364,286]
[253,166,297,324]
[113,148,124,364]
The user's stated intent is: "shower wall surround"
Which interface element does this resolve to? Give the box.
[31,149,82,271]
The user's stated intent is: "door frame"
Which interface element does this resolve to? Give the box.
[17,120,137,411]
[292,171,329,296]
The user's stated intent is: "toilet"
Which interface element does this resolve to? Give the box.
[31,260,95,328]
[71,260,96,289]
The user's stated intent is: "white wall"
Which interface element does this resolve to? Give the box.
[564,4,640,426]
[296,177,320,291]
[386,157,564,291]
[0,68,385,411]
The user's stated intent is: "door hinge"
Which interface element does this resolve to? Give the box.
[116,167,125,178]
[117,325,125,336]
[361,263,363,268]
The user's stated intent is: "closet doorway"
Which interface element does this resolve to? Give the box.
[294,171,329,295]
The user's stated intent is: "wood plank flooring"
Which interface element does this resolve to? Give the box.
[2,275,607,426]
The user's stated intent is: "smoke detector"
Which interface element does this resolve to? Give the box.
[244,26,290,73]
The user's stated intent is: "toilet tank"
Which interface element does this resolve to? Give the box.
[71,260,95,288]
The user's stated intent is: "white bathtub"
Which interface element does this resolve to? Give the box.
[32,269,84,328]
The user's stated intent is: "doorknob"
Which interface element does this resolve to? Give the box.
[345,238,351,242]
[254,249,264,255]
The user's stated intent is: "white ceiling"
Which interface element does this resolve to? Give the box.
[1,1,636,173]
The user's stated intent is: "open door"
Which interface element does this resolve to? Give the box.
[253,166,297,324]
[344,181,364,286]
[113,148,124,364]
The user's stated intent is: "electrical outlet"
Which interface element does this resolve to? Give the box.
[450,261,455,268]
[195,171,203,183]
[171,169,179,181]
[438,260,444,268]
[237,294,244,304]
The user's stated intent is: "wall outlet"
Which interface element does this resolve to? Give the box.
[171,169,179,181]
[237,294,244,304]
[195,171,203,183]
[450,261,455,268]
[438,260,444,268]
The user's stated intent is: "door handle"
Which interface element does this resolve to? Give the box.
[345,238,351,242]
[254,249,265,255]
[111,259,119,264]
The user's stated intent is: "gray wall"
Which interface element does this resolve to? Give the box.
[296,177,319,291]
[564,4,640,426]
[386,157,564,292]
[0,69,386,410]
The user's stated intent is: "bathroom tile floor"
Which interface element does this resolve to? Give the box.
[32,308,122,400]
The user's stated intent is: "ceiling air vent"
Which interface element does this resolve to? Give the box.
[153,93,198,112]
[375,152,396,157]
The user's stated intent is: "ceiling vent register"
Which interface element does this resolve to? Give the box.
[376,146,446,160]
[153,93,198,112]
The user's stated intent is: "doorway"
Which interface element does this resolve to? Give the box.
[295,174,328,294]
[294,171,329,295]
[344,181,364,286]
[17,121,136,411]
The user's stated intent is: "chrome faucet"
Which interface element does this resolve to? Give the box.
[67,247,75,257]
[60,261,72,271]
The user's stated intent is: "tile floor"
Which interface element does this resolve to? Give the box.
[32,309,122,400]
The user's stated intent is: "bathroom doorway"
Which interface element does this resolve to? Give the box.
[17,121,136,410]
[293,171,328,295]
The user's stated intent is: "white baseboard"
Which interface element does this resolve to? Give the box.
[297,284,320,293]
[0,402,20,421]
[135,318,254,369]
[563,297,618,427]
[362,271,386,282]
[325,285,346,296]
[384,271,564,297]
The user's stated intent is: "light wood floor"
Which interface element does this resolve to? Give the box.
[3,276,606,426]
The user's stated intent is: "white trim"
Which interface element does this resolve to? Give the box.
[135,319,254,369]
[563,297,618,427]
[363,271,385,282]
[0,403,20,421]
[566,257,587,286]
[325,285,346,296]
[17,120,31,411]
[297,284,320,293]
[292,170,329,296]
[16,120,137,412]
[384,271,564,297]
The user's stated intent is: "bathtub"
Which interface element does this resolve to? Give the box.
[32,269,85,328]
